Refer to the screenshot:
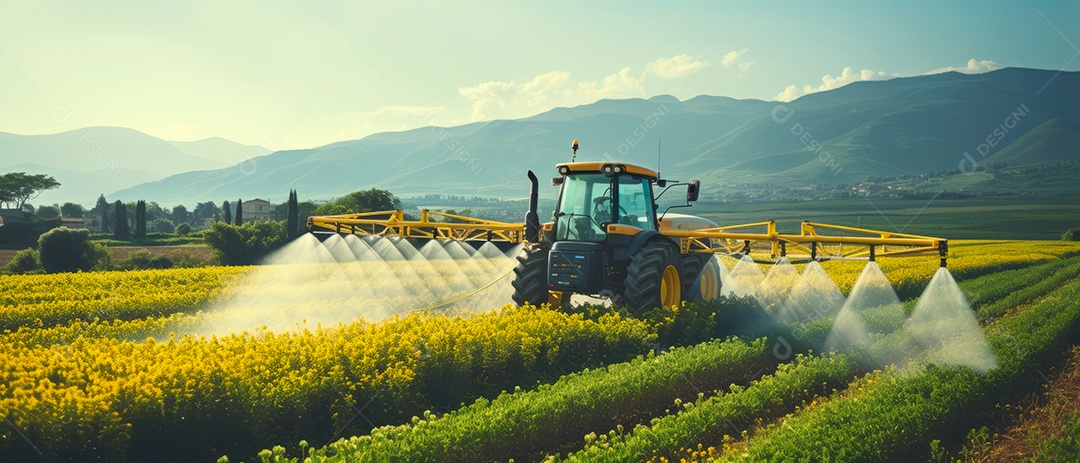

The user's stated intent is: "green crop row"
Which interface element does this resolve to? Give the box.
[722,272,1080,461]
[960,255,1074,308]
[971,256,1080,320]
[267,338,773,463]
[552,353,857,463]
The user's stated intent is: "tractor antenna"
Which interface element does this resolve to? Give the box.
[571,139,579,162]
[657,138,662,177]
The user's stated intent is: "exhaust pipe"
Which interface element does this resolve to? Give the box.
[525,170,540,242]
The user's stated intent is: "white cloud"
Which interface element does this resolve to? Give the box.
[721,49,749,68]
[460,68,648,121]
[459,54,708,122]
[577,67,647,100]
[774,59,1004,102]
[925,59,1002,75]
[648,54,712,79]
[774,66,898,102]
[737,62,753,79]
[721,49,752,78]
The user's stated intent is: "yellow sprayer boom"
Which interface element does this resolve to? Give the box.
[307,152,948,313]
[308,210,947,266]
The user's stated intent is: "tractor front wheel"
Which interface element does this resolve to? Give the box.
[511,246,550,307]
[622,240,681,314]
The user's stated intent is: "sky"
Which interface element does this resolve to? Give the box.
[1,0,1078,151]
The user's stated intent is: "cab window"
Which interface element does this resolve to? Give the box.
[615,175,656,230]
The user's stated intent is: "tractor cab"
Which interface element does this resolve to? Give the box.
[550,162,660,243]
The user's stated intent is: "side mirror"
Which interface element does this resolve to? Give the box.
[552,177,564,186]
[656,179,667,188]
[686,180,700,202]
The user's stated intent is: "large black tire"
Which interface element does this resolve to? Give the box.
[681,253,711,296]
[622,240,681,314]
[511,246,549,307]
[686,255,723,302]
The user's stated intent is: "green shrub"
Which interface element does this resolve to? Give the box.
[37,227,111,273]
[150,218,175,234]
[1064,228,1080,241]
[202,221,286,265]
[176,223,192,236]
[6,247,43,273]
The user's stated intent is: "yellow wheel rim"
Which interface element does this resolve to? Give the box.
[700,261,719,301]
[660,264,681,308]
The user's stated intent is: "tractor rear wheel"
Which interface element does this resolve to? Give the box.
[511,246,549,307]
[681,254,709,295]
[686,255,723,302]
[622,240,681,314]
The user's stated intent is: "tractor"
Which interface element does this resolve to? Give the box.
[513,161,721,313]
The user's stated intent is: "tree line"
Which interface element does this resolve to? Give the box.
[5,187,406,272]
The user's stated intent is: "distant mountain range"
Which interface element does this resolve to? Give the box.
[3,67,1077,207]
[0,128,266,206]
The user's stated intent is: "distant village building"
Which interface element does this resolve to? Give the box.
[0,209,26,228]
[241,199,273,223]
[60,218,85,229]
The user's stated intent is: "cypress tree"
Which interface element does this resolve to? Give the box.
[113,200,129,239]
[222,200,231,224]
[286,190,298,238]
[135,200,147,238]
[235,198,243,225]
[96,194,111,233]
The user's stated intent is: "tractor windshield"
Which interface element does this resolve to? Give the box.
[554,173,657,242]
[554,173,611,242]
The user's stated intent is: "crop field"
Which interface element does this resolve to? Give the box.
[2,240,1080,462]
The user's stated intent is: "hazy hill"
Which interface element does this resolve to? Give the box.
[105,68,1080,204]
[169,137,270,167]
[0,128,270,206]
[0,126,227,177]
